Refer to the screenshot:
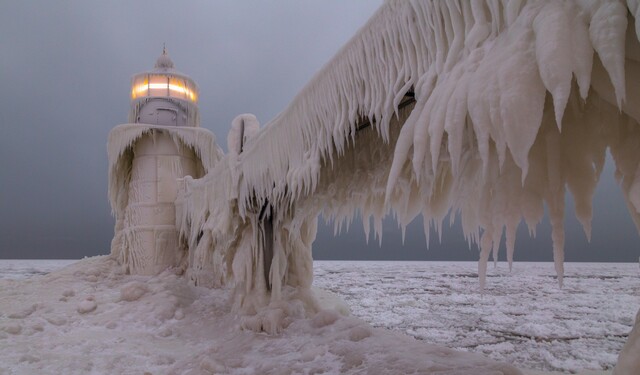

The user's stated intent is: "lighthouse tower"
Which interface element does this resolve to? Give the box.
[108,49,221,275]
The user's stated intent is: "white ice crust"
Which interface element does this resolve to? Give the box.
[108,124,222,274]
[0,257,526,374]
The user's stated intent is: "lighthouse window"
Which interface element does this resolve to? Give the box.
[169,77,188,100]
[149,75,169,97]
[131,76,149,99]
[131,74,197,103]
[186,81,198,102]
[168,77,197,102]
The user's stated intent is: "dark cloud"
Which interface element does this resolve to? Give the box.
[0,1,637,262]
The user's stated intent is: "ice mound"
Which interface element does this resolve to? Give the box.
[614,309,640,375]
[119,281,148,302]
[76,297,97,314]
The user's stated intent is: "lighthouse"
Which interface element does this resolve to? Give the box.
[108,48,222,275]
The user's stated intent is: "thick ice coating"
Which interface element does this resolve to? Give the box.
[108,124,222,275]
[175,0,640,346]
[178,0,640,296]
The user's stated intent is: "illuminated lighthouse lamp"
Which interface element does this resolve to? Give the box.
[129,47,200,127]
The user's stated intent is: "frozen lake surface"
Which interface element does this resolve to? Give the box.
[0,260,77,280]
[1,259,637,373]
[314,261,640,372]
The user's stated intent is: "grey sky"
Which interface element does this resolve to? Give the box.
[0,1,637,262]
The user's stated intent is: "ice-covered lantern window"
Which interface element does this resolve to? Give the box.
[128,48,201,127]
[131,73,198,103]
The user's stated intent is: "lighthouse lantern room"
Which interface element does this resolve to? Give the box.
[128,47,200,128]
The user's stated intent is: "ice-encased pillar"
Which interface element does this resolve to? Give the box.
[122,132,199,274]
[108,123,219,276]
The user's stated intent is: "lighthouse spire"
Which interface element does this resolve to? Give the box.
[154,44,174,70]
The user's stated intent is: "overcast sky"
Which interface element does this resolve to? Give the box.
[0,1,638,262]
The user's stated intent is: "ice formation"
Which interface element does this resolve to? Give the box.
[175,0,639,303]
[108,1,640,372]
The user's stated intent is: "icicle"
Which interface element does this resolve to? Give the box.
[631,0,640,41]
[589,1,628,109]
[491,226,500,268]
[568,4,593,100]
[499,38,546,184]
[505,0,523,27]
[505,219,517,272]
[478,231,492,293]
[444,71,469,176]
[363,216,371,243]
[533,1,573,130]
[466,0,490,50]
[386,104,420,199]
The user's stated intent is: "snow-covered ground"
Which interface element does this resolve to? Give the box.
[0,259,636,374]
[0,259,77,280]
[0,257,522,375]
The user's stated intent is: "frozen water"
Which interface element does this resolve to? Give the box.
[0,260,76,280]
[0,259,636,373]
[314,261,639,373]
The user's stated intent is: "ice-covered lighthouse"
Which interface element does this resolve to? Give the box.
[107,48,222,275]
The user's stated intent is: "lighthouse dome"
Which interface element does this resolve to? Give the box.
[154,48,175,70]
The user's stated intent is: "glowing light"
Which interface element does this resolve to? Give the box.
[131,77,197,102]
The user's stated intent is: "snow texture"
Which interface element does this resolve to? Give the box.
[614,307,640,375]
[314,261,639,373]
[0,257,525,375]
[227,114,260,156]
